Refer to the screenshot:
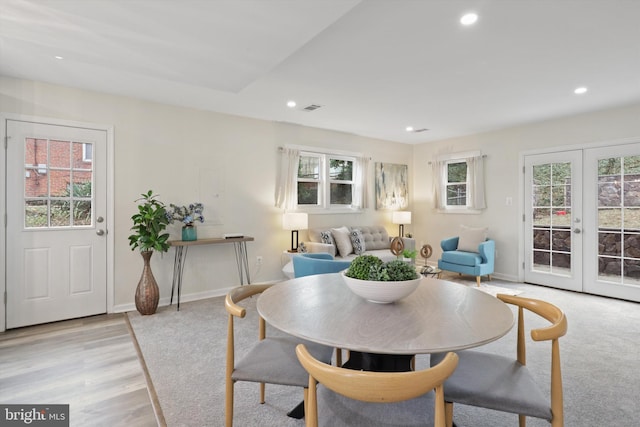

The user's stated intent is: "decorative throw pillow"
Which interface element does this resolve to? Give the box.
[297,242,307,253]
[350,229,366,255]
[457,225,488,253]
[331,226,354,258]
[320,230,335,246]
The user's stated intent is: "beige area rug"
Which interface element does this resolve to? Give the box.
[127,278,640,426]
[475,283,522,297]
[436,272,523,297]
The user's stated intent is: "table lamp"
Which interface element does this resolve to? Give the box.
[283,212,308,252]
[392,211,411,237]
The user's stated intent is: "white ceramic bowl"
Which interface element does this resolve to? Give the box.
[341,272,422,304]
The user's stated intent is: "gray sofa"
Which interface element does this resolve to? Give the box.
[303,225,415,262]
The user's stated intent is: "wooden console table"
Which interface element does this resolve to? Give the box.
[168,236,254,310]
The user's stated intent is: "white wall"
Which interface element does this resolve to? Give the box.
[2,75,639,312]
[413,102,640,281]
[0,76,414,311]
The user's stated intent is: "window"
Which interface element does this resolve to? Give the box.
[82,143,93,162]
[24,138,93,228]
[275,146,366,212]
[434,152,486,211]
[297,152,355,209]
[445,161,467,206]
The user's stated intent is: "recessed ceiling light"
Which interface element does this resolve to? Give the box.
[574,87,588,95]
[405,126,414,132]
[54,55,64,60]
[460,13,478,26]
[286,100,296,108]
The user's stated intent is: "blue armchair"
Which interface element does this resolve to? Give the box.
[292,253,352,278]
[437,237,495,286]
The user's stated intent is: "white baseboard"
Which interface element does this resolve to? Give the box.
[113,280,281,313]
[490,272,520,282]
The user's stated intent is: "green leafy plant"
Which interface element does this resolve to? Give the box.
[345,255,383,280]
[402,249,417,259]
[345,255,418,281]
[128,190,171,253]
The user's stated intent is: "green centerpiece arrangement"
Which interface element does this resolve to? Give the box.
[345,255,418,281]
[342,255,421,304]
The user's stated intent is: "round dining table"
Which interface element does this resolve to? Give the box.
[257,273,515,356]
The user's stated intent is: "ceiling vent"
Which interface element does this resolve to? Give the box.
[302,104,323,112]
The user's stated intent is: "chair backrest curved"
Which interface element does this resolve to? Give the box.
[293,253,352,278]
[296,344,458,427]
[225,284,272,427]
[430,293,567,426]
[498,293,567,426]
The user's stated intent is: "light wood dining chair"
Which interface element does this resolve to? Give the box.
[430,294,568,427]
[225,284,334,427]
[296,344,459,427]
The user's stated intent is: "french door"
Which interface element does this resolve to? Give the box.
[583,143,640,301]
[524,142,640,301]
[524,151,583,292]
[5,119,108,328]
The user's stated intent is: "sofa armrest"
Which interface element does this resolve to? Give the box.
[478,239,495,267]
[441,237,459,252]
[401,237,416,252]
[304,241,336,258]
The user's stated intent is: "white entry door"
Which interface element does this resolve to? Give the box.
[6,119,108,328]
[524,150,583,292]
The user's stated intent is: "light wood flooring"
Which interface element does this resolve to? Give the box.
[0,313,161,427]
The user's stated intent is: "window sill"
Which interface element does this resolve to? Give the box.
[437,208,483,215]
[298,207,363,215]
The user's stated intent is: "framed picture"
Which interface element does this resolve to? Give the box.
[375,162,408,210]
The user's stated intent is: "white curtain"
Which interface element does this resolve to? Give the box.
[352,156,369,209]
[274,148,299,210]
[433,159,447,209]
[467,155,486,209]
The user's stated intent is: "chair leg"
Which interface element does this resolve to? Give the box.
[260,382,265,404]
[488,274,492,282]
[519,414,526,427]
[225,381,233,427]
[476,276,481,287]
[445,402,454,427]
[335,348,342,366]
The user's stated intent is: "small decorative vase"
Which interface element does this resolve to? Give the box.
[135,251,159,315]
[182,224,197,241]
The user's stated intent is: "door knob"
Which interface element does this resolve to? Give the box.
[96,229,105,236]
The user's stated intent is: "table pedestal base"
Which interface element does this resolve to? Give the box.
[342,351,414,372]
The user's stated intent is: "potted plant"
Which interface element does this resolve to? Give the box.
[128,190,170,315]
[342,255,420,303]
[402,248,418,264]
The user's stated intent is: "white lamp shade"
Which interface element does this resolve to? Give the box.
[392,211,412,225]
[282,212,308,230]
